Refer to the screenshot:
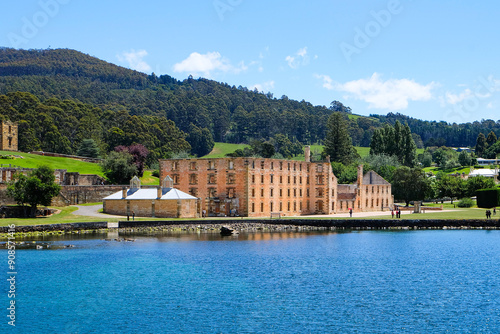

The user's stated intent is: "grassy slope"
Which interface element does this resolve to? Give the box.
[0,151,102,175]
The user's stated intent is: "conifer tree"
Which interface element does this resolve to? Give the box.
[323,112,359,165]
[475,133,487,157]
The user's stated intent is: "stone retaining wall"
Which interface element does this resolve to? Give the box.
[3,219,500,233]
[119,219,500,229]
[0,222,108,233]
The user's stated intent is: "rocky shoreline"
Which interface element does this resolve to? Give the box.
[1,219,500,239]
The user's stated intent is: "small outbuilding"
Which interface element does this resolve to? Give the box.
[103,176,200,218]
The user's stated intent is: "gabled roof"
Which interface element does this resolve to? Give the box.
[469,169,497,178]
[104,187,197,200]
[363,170,390,185]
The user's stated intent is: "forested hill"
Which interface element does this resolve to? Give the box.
[0,47,499,150]
[0,48,343,145]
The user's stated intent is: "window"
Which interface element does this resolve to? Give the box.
[287,189,290,197]
[189,188,198,197]
[332,189,335,196]
[261,203,264,212]
[306,176,310,185]
[280,162,283,170]
[252,189,255,197]
[299,189,302,197]
[261,161,265,169]
[300,164,302,171]
[209,188,217,198]
[261,175,264,183]
[280,189,283,197]
[271,202,274,211]
[293,189,297,197]
[280,176,283,184]
[228,161,234,170]
[270,175,274,184]
[316,175,324,185]
[288,163,290,170]
[306,189,310,197]
[299,176,302,184]
[316,188,323,198]
[252,203,255,212]
[270,188,274,197]
[293,201,296,211]
[172,161,179,171]
[371,199,374,207]
[261,188,264,197]
[317,164,323,173]
[294,163,296,171]
[189,162,197,170]
[271,162,274,170]
[208,174,216,184]
[299,202,302,210]
[288,176,291,184]
[280,202,283,211]
[227,188,235,198]
[287,202,290,210]
[252,175,255,183]
[208,160,216,170]
[332,202,335,210]
[189,174,197,185]
[172,174,180,185]
[294,176,297,184]
[227,174,236,184]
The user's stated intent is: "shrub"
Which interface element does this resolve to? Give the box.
[476,188,500,208]
[457,197,474,208]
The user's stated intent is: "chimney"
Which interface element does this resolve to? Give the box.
[121,187,127,199]
[357,165,363,187]
[305,146,311,163]
[157,186,162,199]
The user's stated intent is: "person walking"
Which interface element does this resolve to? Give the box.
[391,210,394,218]
[132,211,135,221]
[349,208,352,217]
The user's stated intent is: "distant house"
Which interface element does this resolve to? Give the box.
[103,176,200,218]
[476,158,500,166]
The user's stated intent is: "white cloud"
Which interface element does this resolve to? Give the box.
[314,74,334,90]
[250,80,275,92]
[332,73,436,110]
[173,51,247,77]
[445,89,475,105]
[117,49,152,73]
[285,47,309,69]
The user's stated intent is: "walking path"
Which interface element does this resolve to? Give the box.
[71,204,460,220]
[71,205,123,218]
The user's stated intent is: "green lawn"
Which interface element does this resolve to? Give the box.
[140,170,159,185]
[0,151,102,175]
[203,143,250,158]
[423,166,471,175]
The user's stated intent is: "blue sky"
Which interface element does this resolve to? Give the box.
[2,0,500,123]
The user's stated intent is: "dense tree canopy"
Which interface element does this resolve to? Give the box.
[369,121,417,167]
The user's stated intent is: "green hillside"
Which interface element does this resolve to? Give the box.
[0,151,102,175]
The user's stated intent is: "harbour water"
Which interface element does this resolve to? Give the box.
[4,230,500,333]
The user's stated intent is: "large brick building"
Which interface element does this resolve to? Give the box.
[159,148,393,217]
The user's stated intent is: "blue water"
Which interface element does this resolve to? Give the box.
[3,230,500,333]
